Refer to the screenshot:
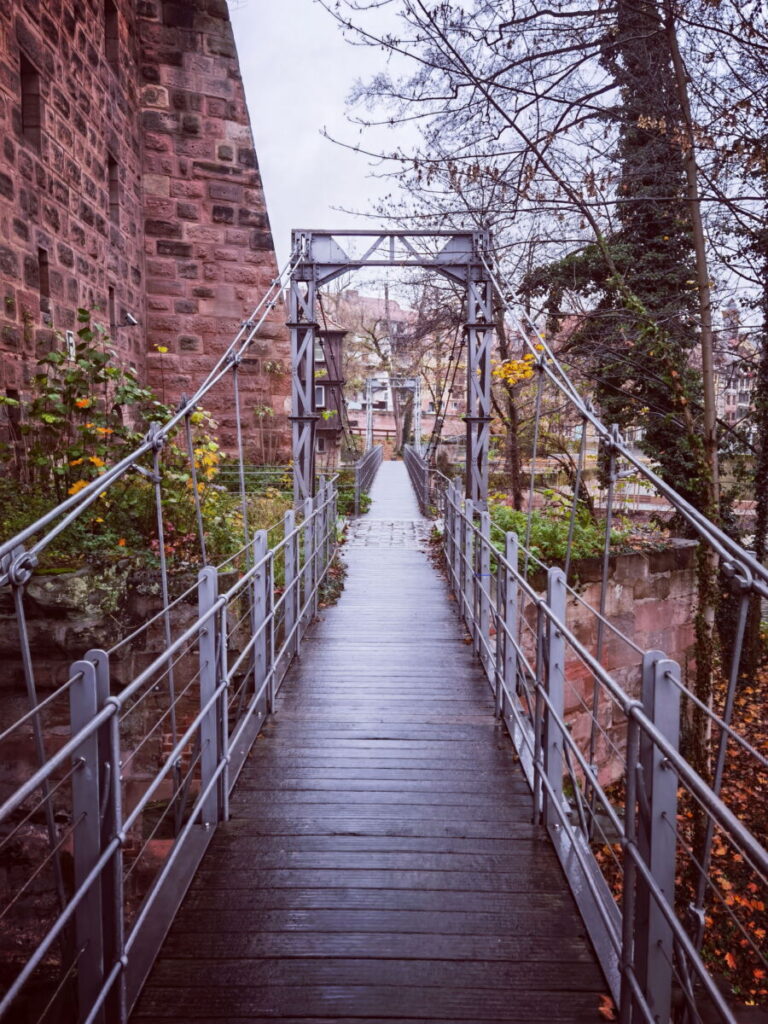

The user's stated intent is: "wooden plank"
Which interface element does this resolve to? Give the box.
[146,957,605,991]
[160,930,595,963]
[133,984,605,1020]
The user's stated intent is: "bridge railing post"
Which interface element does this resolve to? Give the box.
[451,483,461,597]
[479,511,491,677]
[88,647,125,1024]
[633,652,680,1023]
[495,532,518,718]
[303,496,315,623]
[69,658,105,1024]
[543,568,566,830]
[252,531,269,713]
[462,498,474,630]
[444,481,454,591]
[198,566,221,827]
[284,510,297,659]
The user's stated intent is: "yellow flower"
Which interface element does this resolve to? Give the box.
[156,345,169,354]
[94,517,104,524]
[89,456,105,467]
[68,480,89,495]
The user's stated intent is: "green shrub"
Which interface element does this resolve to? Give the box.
[0,312,290,572]
[489,498,630,568]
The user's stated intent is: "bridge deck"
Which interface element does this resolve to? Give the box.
[133,462,604,1023]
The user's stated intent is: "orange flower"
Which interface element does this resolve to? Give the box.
[75,398,92,409]
[68,480,89,496]
[117,538,126,547]
[69,458,84,467]
[96,427,113,435]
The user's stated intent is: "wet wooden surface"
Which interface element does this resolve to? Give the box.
[133,462,604,1022]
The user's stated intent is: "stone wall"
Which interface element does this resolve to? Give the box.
[0,0,290,459]
[0,0,147,388]
[137,1,289,455]
[529,540,698,784]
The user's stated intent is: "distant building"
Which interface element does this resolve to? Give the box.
[321,288,467,452]
[0,0,290,460]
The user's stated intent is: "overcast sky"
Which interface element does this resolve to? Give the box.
[230,0,407,268]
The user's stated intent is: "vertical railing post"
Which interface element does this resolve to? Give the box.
[354,462,361,516]
[252,531,269,710]
[462,498,474,628]
[284,510,297,659]
[479,511,491,677]
[505,532,519,698]
[303,496,315,624]
[87,648,124,1023]
[543,568,566,829]
[198,566,220,826]
[451,483,461,598]
[217,603,230,821]
[70,658,104,1023]
[444,482,454,589]
[635,652,680,1023]
[311,488,321,615]
[495,532,518,717]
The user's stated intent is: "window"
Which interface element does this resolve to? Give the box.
[104,0,119,69]
[315,385,326,408]
[19,53,42,149]
[108,285,116,328]
[38,248,50,313]
[108,154,120,224]
[316,436,326,453]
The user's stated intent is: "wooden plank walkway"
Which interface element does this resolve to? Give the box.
[133,462,604,1023]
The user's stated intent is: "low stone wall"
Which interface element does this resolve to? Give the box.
[529,539,698,784]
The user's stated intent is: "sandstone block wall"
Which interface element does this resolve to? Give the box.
[0,0,290,460]
[137,1,289,455]
[532,540,698,784]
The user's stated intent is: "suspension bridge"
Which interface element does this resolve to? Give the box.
[0,231,766,1024]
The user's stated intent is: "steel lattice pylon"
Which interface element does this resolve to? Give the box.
[289,229,493,508]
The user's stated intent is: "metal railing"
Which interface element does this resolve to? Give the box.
[441,477,768,1024]
[0,247,347,1024]
[402,444,431,513]
[353,444,383,514]
[0,481,338,1024]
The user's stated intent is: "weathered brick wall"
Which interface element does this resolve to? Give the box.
[0,0,146,390]
[0,0,290,459]
[529,540,698,784]
[137,0,289,456]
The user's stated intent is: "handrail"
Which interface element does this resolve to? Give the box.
[0,479,338,1023]
[440,478,766,1024]
[353,444,384,514]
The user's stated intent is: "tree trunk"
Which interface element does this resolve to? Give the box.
[494,303,523,506]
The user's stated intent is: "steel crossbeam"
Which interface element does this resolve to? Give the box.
[289,229,493,507]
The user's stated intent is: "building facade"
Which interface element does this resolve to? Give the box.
[0,0,290,458]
